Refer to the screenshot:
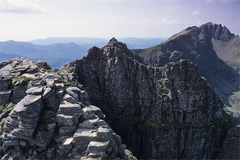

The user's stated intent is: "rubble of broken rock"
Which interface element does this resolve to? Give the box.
[0,57,129,160]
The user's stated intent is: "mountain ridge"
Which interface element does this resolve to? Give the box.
[62,38,236,159]
[133,22,240,106]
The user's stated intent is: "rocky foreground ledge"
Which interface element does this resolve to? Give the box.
[0,57,130,160]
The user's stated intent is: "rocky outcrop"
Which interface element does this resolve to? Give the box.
[199,22,235,42]
[62,38,232,159]
[0,57,128,160]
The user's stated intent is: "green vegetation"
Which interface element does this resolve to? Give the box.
[0,118,7,132]
[12,75,34,84]
[58,77,70,86]
[229,90,240,111]
[0,103,16,114]
[94,157,103,160]
[75,80,83,88]
[125,149,137,160]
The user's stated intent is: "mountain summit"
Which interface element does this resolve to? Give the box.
[199,22,235,41]
[134,22,240,106]
[107,37,119,46]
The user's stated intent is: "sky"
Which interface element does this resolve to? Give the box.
[0,0,239,41]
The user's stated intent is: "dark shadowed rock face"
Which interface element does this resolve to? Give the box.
[62,39,232,159]
[0,57,128,160]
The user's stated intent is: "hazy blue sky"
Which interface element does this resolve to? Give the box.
[0,0,239,41]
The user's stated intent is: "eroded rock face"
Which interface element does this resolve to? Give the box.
[62,38,232,159]
[0,57,128,160]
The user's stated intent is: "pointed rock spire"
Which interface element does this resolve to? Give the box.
[107,37,119,46]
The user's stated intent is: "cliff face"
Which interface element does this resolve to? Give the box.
[134,23,240,106]
[62,39,231,159]
[0,57,128,160]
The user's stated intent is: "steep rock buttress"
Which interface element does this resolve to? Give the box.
[62,38,233,159]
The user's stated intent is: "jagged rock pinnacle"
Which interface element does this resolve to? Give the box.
[107,37,119,46]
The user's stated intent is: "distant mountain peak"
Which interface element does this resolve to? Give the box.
[106,37,129,50]
[199,22,234,41]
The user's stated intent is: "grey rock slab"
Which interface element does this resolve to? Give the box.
[0,77,12,90]
[0,90,12,105]
[10,83,27,104]
[97,127,113,141]
[62,94,79,104]
[14,95,43,118]
[78,120,95,129]
[59,125,76,136]
[86,141,110,154]
[58,102,82,116]
[26,87,43,95]
[59,138,73,156]
[72,128,97,145]
[42,87,52,99]
[79,118,107,129]
[56,114,79,126]
[82,105,105,120]
[66,87,80,101]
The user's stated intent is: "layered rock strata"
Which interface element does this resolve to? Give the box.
[0,57,128,160]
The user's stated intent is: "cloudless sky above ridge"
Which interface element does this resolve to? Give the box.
[0,0,239,41]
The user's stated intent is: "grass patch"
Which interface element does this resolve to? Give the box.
[125,149,137,160]
[229,90,240,111]
[0,118,7,132]
[0,103,16,114]
[58,77,70,86]
[12,75,33,84]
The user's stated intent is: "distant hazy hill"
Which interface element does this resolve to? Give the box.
[134,22,240,108]
[0,41,85,68]
[0,52,22,62]
[30,37,165,49]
